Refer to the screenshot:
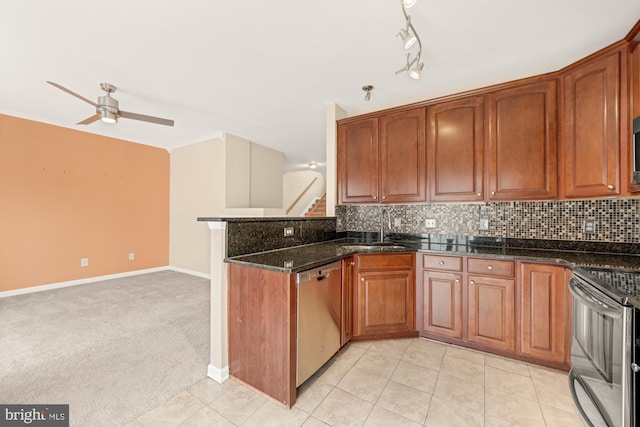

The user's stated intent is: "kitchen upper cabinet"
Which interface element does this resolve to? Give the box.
[629,43,640,194]
[427,96,484,201]
[341,256,355,345]
[337,108,426,204]
[562,51,620,197]
[519,262,568,366]
[486,80,558,200]
[380,108,427,203]
[353,253,416,338]
[337,118,379,203]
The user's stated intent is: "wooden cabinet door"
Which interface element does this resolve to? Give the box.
[563,51,620,197]
[467,275,515,352]
[337,118,379,203]
[519,263,567,365]
[355,269,415,336]
[427,96,484,201]
[487,80,558,200]
[341,257,355,345]
[630,44,640,194]
[418,270,463,339]
[380,108,427,203]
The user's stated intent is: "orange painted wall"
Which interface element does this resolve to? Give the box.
[0,114,170,291]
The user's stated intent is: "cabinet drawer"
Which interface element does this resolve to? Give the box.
[467,258,514,277]
[422,255,463,272]
[357,253,414,270]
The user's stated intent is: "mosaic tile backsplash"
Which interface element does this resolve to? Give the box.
[336,198,640,243]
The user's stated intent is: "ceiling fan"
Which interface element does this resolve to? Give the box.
[46,81,174,127]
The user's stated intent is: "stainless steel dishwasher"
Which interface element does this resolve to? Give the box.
[296,261,342,386]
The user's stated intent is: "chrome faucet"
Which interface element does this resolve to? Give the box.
[380,207,392,243]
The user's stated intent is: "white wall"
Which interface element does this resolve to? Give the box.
[283,170,326,216]
[224,134,284,209]
[170,138,226,275]
[250,143,284,208]
[224,134,251,209]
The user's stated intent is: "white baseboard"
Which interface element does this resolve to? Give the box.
[0,266,171,298]
[168,266,211,279]
[207,364,229,384]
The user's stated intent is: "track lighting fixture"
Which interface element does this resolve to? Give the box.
[395,0,424,79]
[362,85,374,101]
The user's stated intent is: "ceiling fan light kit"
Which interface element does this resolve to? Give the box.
[395,0,424,80]
[46,81,175,127]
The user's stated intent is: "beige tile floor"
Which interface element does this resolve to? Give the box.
[125,337,584,427]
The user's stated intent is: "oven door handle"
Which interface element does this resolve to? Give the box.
[568,279,622,318]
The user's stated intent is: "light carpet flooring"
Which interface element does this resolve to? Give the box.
[126,337,584,427]
[0,270,210,427]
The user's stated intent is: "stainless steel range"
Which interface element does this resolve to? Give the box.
[569,267,640,427]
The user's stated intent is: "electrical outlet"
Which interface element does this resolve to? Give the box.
[284,227,294,237]
[479,217,490,231]
[394,218,402,227]
[425,218,437,228]
[583,218,596,234]
[283,260,293,268]
[129,253,135,261]
[80,258,89,267]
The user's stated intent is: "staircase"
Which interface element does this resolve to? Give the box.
[305,194,326,217]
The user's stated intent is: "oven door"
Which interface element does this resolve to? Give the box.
[569,275,632,427]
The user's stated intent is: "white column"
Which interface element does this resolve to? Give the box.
[207,221,229,383]
[326,103,347,216]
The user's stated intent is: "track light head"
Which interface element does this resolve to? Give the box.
[398,29,417,49]
[409,62,424,79]
[403,0,418,8]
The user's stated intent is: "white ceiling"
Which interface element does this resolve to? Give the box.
[2,1,639,171]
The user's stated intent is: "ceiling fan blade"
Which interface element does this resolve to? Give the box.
[119,110,174,126]
[77,113,100,125]
[46,81,97,107]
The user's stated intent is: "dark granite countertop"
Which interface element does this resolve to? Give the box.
[225,233,640,274]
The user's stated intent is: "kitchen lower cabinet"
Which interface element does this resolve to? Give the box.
[418,270,463,339]
[519,262,568,366]
[353,253,416,338]
[341,256,355,345]
[227,264,296,407]
[467,275,516,352]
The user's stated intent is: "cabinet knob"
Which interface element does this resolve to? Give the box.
[455,279,460,283]
[477,192,481,197]
[607,185,614,190]
[361,277,365,282]
[491,191,496,196]
[373,196,377,200]
[487,265,493,271]
[350,262,355,266]
[439,261,445,266]
[470,280,475,285]
[382,195,387,200]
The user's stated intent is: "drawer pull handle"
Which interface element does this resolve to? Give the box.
[487,265,493,270]
[439,261,445,266]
